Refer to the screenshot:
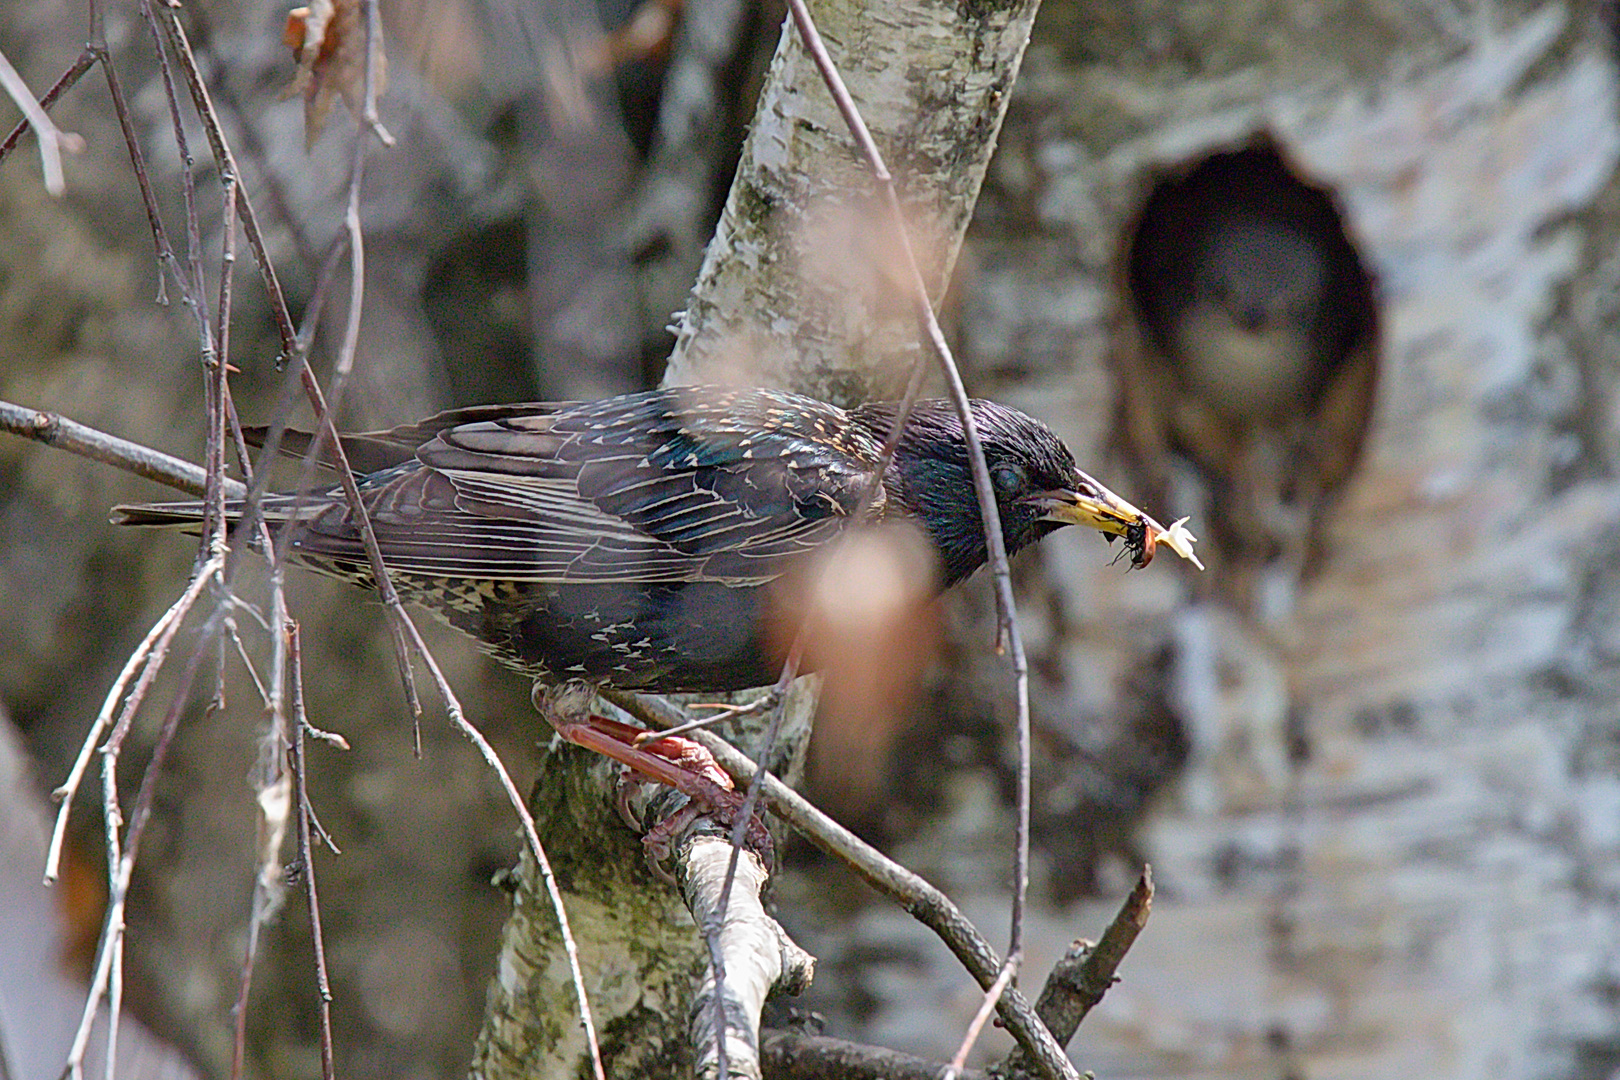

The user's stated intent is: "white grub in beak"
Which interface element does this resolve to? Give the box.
[1037,472,1203,570]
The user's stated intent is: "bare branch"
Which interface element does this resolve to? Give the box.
[134,6,611,1066]
[760,872,1155,1080]
[762,1030,992,1080]
[683,836,815,1079]
[0,46,82,194]
[610,693,1079,1080]
[288,623,339,1080]
[1013,868,1154,1065]
[43,556,224,884]
[944,958,1017,1080]
[10,4,608,1074]
[67,603,223,1079]
[0,47,94,163]
[0,400,245,499]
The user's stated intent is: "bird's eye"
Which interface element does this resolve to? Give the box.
[991,462,1025,496]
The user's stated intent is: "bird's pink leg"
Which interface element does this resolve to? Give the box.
[534,685,773,874]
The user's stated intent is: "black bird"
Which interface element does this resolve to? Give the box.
[119,386,1194,695]
[118,387,1196,852]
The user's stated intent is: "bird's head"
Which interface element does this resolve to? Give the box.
[868,400,1189,586]
[1192,215,1329,335]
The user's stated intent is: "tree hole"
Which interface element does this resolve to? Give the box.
[1116,135,1381,585]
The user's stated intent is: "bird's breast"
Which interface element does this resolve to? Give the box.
[471,578,785,693]
[1171,303,1321,424]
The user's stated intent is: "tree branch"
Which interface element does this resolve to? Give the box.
[610,691,1080,1080]
[683,835,815,1080]
[0,399,245,499]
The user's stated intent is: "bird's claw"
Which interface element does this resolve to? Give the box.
[536,689,774,879]
[627,769,775,883]
[627,735,775,878]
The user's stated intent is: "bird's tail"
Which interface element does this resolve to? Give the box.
[112,500,213,528]
[111,494,327,530]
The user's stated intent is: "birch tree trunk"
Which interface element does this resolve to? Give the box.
[470,0,1043,1073]
[866,1,1620,1075]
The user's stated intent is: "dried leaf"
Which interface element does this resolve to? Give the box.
[283,0,387,149]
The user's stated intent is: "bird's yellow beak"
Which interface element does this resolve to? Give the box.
[1037,471,1204,570]
[1038,471,1148,538]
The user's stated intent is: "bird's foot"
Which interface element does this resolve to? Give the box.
[533,684,773,878]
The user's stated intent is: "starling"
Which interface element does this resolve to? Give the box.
[118,387,1196,855]
[119,386,1195,695]
[1160,207,1341,426]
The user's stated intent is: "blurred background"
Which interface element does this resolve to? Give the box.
[3,0,1620,1077]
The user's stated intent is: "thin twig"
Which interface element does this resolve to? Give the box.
[229,485,291,1080]
[0,47,94,164]
[140,2,608,1069]
[1006,867,1154,1077]
[0,400,245,499]
[206,176,237,557]
[407,624,607,1080]
[288,623,339,1080]
[66,606,223,1079]
[944,958,1017,1080]
[14,6,604,1077]
[139,0,212,349]
[103,919,124,1080]
[358,0,394,147]
[147,2,297,355]
[44,557,224,884]
[93,1,176,305]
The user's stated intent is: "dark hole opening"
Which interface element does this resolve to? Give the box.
[1123,136,1378,429]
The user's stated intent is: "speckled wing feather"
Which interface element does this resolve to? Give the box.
[263,388,886,588]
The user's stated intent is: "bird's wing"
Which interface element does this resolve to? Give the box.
[286,389,883,586]
[242,402,581,475]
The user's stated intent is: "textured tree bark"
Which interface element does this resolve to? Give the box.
[469,0,1045,1073]
[664,0,1042,401]
[471,747,707,1078]
[923,2,1620,1076]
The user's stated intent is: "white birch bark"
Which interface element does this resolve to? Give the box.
[665,0,1041,401]
[472,0,1044,1073]
[857,3,1620,1076]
